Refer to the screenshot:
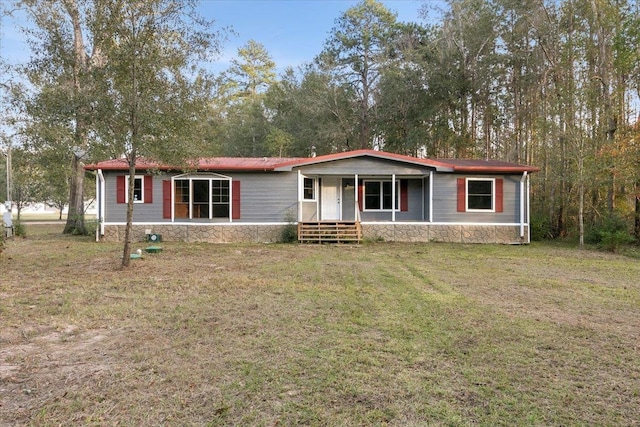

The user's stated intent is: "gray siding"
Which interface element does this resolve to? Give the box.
[103,171,299,223]
[101,169,526,226]
[300,201,318,221]
[432,174,522,223]
[237,172,298,222]
[104,173,168,222]
[298,157,434,176]
[359,178,425,222]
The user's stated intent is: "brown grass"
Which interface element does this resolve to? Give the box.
[1,224,639,426]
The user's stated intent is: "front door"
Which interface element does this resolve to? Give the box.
[321,177,341,220]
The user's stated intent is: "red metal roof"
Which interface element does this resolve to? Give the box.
[85,156,304,172]
[273,150,539,173]
[85,150,539,174]
[432,158,540,173]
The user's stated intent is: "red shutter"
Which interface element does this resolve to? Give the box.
[357,181,364,211]
[232,180,241,219]
[495,178,503,213]
[117,175,126,204]
[163,180,172,219]
[144,175,153,204]
[457,178,466,212]
[400,179,408,211]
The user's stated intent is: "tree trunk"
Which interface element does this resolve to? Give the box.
[63,154,86,234]
[579,161,584,249]
[121,6,139,269]
[121,152,136,268]
[62,0,88,235]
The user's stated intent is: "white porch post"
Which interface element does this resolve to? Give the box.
[429,171,433,222]
[189,179,193,221]
[97,169,105,240]
[392,174,396,222]
[421,176,425,221]
[354,173,359,221]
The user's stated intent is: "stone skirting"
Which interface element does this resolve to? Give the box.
[361,224,529,244]
[101,224,287,243]
[101,223,529,244]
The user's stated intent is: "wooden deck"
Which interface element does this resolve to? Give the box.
[298,221,362,243]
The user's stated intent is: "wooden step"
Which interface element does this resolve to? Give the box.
[298,221,362,243]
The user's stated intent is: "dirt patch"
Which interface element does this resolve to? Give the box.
[1,325,118,424]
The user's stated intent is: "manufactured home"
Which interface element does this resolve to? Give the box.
[85,149,539,244]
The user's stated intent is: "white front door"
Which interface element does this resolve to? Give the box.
[321,177,341,220]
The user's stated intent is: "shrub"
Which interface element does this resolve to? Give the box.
[280,210,298,243]
[13,220,26,238]
[586,213,635,253]
[530,213,552,241]
[84,219,98,237]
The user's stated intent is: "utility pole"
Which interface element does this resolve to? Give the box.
[5,145,11,207]
[2,144,12,236]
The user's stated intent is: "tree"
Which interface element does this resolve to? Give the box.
[214,40,277,156]
[16,0,107,235]
[265,66,357,156]
[93,0,221,267]
[36,146,73,219]
[373,22,434,156]
[223,40,276,99]
[317,0,397,149]
[8,146,43,221]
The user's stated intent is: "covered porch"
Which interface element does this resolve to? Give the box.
[295,171,433,243]
[296,172,433,222]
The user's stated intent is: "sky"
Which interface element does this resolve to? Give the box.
[197,0,434,73]
[0,0,441,76]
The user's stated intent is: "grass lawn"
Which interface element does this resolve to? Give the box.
[1,225,639,426]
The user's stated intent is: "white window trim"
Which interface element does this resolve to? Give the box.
[171,174,232,220]
[125,175,145,204]
[303,177,317,201]
[363,179,400,212]
[466,177,495,212]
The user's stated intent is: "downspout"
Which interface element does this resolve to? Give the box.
[97,169,105,241]
[297,170,302,222]
[527,172,531,242]
[520,171,528,239]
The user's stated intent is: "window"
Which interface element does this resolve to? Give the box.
[132,177,144,202]
[172,176,231,220]
[212,180,230,218]
[193,180,209,218]
[364,180,399,211]
[117,175,151,204]
[174,179,189,218]
[303,177,315,201]
[467,178,494,211]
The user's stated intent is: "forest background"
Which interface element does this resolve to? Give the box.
[1,0,640,248]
